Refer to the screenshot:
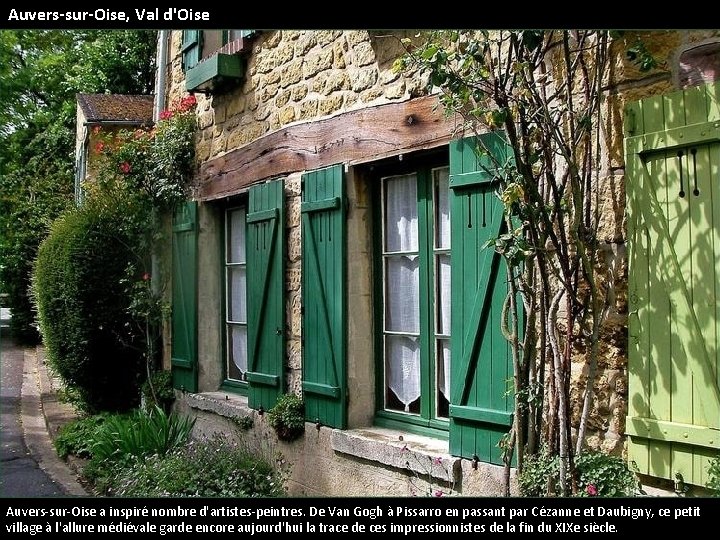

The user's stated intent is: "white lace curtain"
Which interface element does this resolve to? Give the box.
[227,207,247,378]
[385,175,420,410]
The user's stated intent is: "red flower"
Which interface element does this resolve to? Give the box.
[142,273,151,281]
[586,484,598,496]
[91,126,101,135]
[119,162,132,174]
[159,109,173,120]
[94,141,105,153]
[433,490,444,497]
[179,94,197,112]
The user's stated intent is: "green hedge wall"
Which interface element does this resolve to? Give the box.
[34,198,146,412]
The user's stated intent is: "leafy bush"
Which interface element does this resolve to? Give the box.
[33,193,146,412]
[110,434,286,497]
[267,394,305,441]
[90,406,195,463]
[141,370,175,413]
[518,448,638,497]
[707,455,720,496]
[518,447,559,497]
[54,413,115,459]
[575,451,639,497]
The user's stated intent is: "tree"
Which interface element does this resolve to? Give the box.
[0,30,157,343]
[399,30,617,495]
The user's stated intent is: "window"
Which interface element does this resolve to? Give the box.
[181,30,256,93]
[217,179,285,407]
[224,205,248,387]
[376,163,451,435]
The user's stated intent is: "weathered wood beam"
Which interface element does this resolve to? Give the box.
[197,94,457,200]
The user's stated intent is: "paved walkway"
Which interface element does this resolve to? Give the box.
[0,331,87,497]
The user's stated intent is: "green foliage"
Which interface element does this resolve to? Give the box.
[90,407,195,463]
[33,194,146,412]
[99,434,286,497]
[518,447,559,497]
[267,394,305,441]
[0,30,156,342]
[54,413,115,459]
[90,95,197,211]
[707,455,720,496]
[518,448,639,497]
[575,451,639,497]
[234,416,255,431]
[141,370,175,412]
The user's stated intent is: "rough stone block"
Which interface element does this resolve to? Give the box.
[298,99,319,120]
[360,88,383,103]
[279,106,296,125]
[295,33,316,56]
[286,267,301,291]
[353,42,376,67]
[319,95,344,116]
[280,59,303,88]
[303,49,334,79]
[323,71,350,94]
[276,89,291,108]
[333,41,347,69]
[384,81,406,100]
[350,67,378,92]
[291,84,309,102]
[316,30,342,46]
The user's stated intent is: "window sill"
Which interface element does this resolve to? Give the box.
[185,53,244,94]
[331,427,460,483]
[183,391,253,421]
[183,393,460,484]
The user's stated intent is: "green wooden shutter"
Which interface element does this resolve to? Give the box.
[246,179,285,411]
[181,30,202,71]
[625,81,720,486]
[449,134,514,464]
[301,165,347,428]
[171,201,198,392]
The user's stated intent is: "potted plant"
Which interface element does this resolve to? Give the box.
[267,394,305,441]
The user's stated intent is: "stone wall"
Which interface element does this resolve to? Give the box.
[166,30,427,167]
[162,29,720,495]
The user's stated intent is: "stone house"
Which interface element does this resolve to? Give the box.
[152,30,720,496]
[74,93,155,204]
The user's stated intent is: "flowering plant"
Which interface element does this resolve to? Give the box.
[90,94,197,210]
[83,94,198,401]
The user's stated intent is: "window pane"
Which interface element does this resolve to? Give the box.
[436,254,451,335]
[384,174,418,252]
[385,255,420,333]
[228,267,246,323]
[227,325,247,381]
[227,208,246,263]
[434,167,450,249]
[437,339,450,417]
[385,335,420,412]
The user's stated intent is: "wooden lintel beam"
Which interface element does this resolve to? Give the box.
[197,94,458,200]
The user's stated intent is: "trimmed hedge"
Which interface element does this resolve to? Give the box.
[33,197,145,412]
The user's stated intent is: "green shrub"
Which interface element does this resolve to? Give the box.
[110,434,286,497]
[141,370,175,413]
[33,194,146,412]
[518,447,559,496]
[707,455,720,496]
[575,451,639,497]
[267,394,305,441]
[54,413,115,459]
[90,407,195,463]
[518,448,638,497]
